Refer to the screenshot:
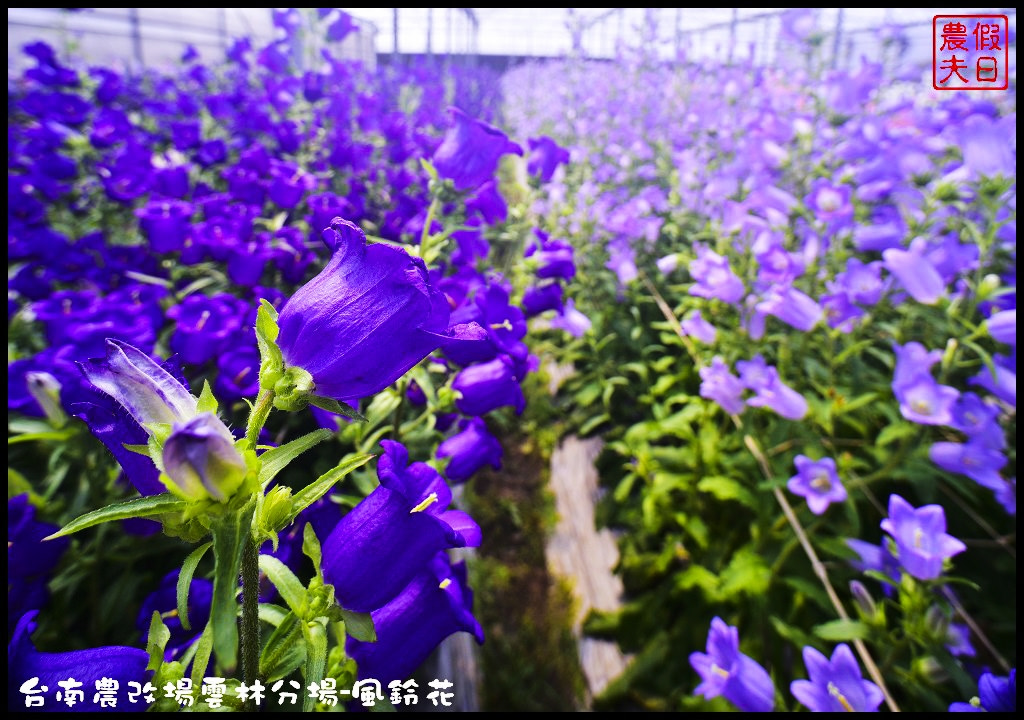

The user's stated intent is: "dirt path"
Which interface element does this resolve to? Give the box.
[546,435,631,704]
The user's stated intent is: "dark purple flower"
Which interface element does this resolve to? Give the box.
[845,538,900,591]
[436,417,503,483]
[690,616,775,712]
[166,294,242,366]
[8,611,150,712]
[136,199,194,254]
[277,218,483,403]
[527,136,571,183]
[8,496,69,635]
[951,669,1016,712]
[881,494,966,581]
[321,441,481,612]
[268,160,315,209]
[345,553,483,688]
[790,643,883,712]
[465,181,508,225]
[452,356,526,417]
[326,11,359,42]
[214,346,261,403]
[432,106,523,192]
[522,282,564,317]
[787,455,847,515]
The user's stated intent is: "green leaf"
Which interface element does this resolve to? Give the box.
[208,502,255,673]
[719,548,771,599]
[307,394,368,423]
[813,618,869,641]
[196,380,219,415]
[339,608,376,642]
[258,554,308,619]
[8,428,77,445]
[260,611,307,682]
[876,422,918,448]
[189,622,215,689]
[696,475,756,509]
[302,523,322,574]
[288,453,375,524]
[258,603,290,628]
[303,621,329,713]
[258,429,335,488]
[178,542,213,632]
[44,494,187,540]
[146,611,171,673]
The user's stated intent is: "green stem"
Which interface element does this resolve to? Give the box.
[418,197,441,263]
[246,390,276,451]
[240,538,261,713]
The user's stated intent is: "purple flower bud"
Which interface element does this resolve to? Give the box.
[162,412,247,502]
[79,339,197,428]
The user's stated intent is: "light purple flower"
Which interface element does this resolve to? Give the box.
[699,357,746,416]
[755,284,823,332]
[880,494,966,581]
[737,356,808,421]
[681,310,717,345]
[986,309,1016,346]
[894,373,959,426]
[787,456,847,515]
[883,239,946,305]
[689,245,745,304]
[690,617,775,712]
[791,643,883,712]
[929,440,1007,492]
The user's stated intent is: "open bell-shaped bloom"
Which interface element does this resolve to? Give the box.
[277,218,484,404]
[432,106,523,192]
[321,441,481,613]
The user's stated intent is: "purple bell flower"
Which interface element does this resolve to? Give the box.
[321,441,481,612]
[550,299,593,338]
[345,553,484,688]
[737,355,808,421]
[432,106,523,192]
[527,135,571,183]
[790,643,883,712]
[755,284,823,332]
[135,199,194,254]
[883,239,946,305]
[8,611,150,713]
[880,494,966,581]
[522,282,564,317]
[787,456,847,515]
[436,417,503,483]
[166,294,242,367]
[699,356,746,416]
[277,218,483,404]
[690,616,775,712]
[950,669,1016,712]
[452,356,526,417]
[689,245,746,304]
[8,496,69,635]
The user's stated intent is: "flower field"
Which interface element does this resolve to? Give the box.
[8,8,1016,713]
